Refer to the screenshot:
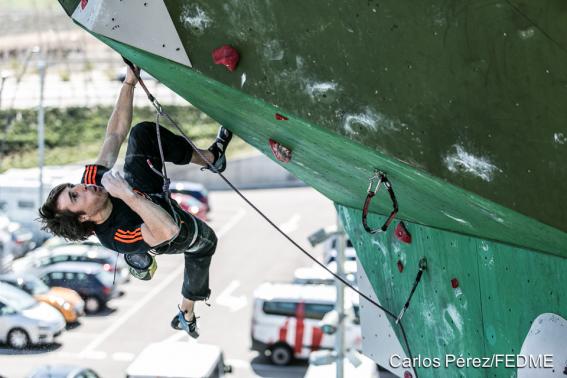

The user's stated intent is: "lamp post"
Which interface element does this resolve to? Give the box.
[308,217,348,378]
[335,214,346,378]
[37,54,46,206]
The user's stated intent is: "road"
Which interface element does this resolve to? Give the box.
[0,187,338,378]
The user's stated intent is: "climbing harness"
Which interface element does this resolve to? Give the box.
[396,258,428,325]
[123,58,420,377]
[362,170,398,234]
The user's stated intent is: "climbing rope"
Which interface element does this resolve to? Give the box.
[123,58,421,377]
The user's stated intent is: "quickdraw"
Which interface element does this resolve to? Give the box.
[395,258,428,324]
[362,170,399,234]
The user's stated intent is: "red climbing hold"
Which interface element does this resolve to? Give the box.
[275,113,288,121]
[404,371,413,378]
[397,260,404,273]
[81,0,88,9]
[395,221,412,244]
[269,139,292,163]
[451,278,459,289]
[212,45,240,72]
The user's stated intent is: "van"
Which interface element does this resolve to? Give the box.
[126,341,231,378]
[251,282,361,366]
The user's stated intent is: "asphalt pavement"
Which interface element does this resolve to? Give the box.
[0,187,338,378]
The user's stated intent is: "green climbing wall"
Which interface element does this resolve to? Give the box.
[59,0,567,235]
[339,205,567,377]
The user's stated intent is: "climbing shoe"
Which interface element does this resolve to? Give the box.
[171,310,200,339]
[205,127,232,173]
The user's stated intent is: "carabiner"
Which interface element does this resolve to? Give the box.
[151,98,164,115]
[367,170,385,195]
[362,170,399,234]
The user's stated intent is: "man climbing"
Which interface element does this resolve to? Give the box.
[38,65,232,338]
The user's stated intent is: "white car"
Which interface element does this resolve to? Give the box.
[126,341,231,378]
[251,282,361,366]
[0,282,65,349]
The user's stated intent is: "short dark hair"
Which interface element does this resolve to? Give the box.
[38,183,96,241]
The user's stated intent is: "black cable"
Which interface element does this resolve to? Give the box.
[161,109,419,378]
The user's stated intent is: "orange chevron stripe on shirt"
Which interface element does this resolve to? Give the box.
[82,166,90,184]
[114,228,143,243]
[83,165,97,185]
[89,165,97,185]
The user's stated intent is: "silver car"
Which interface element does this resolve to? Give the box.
[0,282,66,349]
[13,241,130,285]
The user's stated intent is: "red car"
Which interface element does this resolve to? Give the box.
[171,193,208,221]
[169,181,210,212]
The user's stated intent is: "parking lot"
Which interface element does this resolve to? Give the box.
[0,186,338,378]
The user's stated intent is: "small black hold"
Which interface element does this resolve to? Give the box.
[176,47,180,51]
[162,44,166,48]
[112,18,115,21]
[562,365,567,375]
[144,2,148,6]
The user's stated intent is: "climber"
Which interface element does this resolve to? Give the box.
[38,64,232,338]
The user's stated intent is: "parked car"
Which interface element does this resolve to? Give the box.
[13,242,130,284]
[6,224,35,259]
[0,273,84,324]
[0,215,36,259]
[41,235,101,250]
[251,282,361,366]
[28,364,100,378]
[37,263,119,314]
[126,341,231,378]
[323,236,356,265]
[293,261,357,286]
[0,282,65,349]
[169,181,210,212]
[0,230,15,273]
[171,193,208,221]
